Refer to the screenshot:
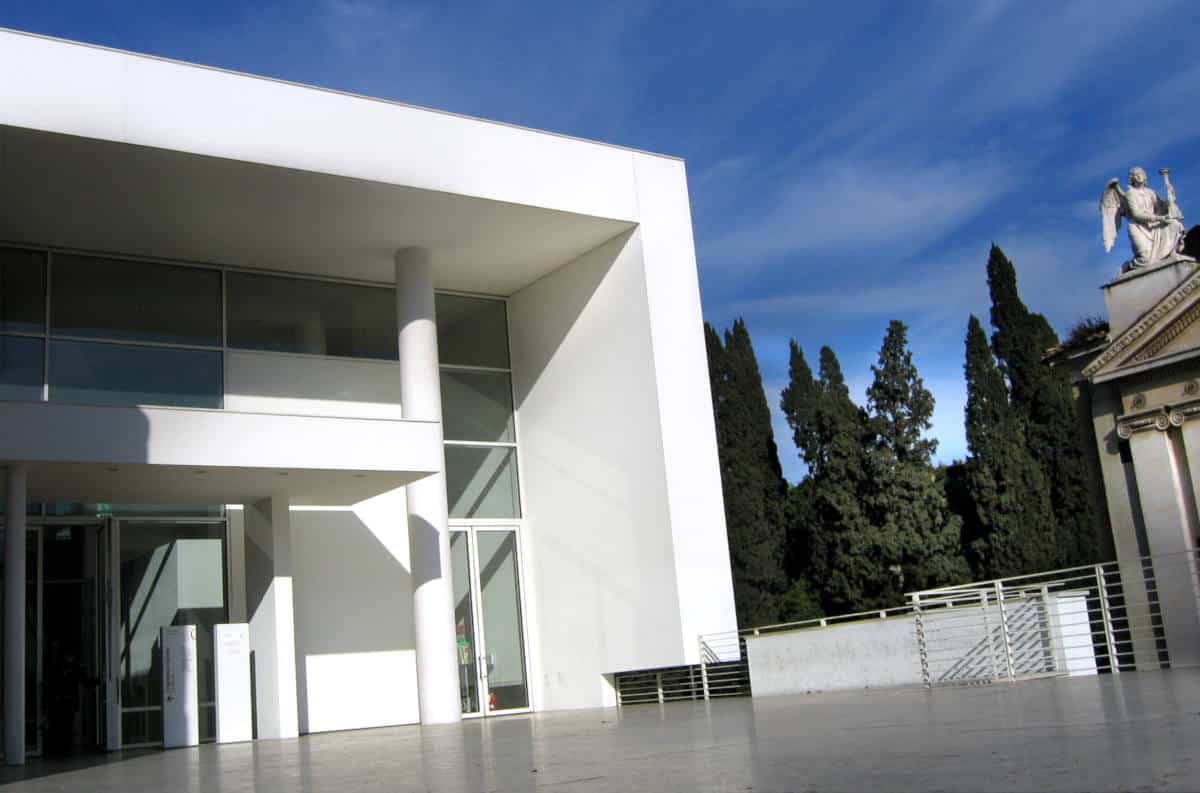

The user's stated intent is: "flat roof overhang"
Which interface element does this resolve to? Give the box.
[0,401,441,505]
[0,125,636,295]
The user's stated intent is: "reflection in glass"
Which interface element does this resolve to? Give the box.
[477,531,529,711]
[0,336,44,402]
[450,532,480,714]
[119,522,226,745]
[445,446,521,519]
[49,340,222,408]
[51,254,222,346]
[435,294,510,369]
[227,272,398,360]
[0,248,46,334]
[440,370,515,443]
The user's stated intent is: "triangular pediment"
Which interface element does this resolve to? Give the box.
[1084,266,1200,381]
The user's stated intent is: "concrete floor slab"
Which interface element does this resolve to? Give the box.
[3,670,1199,791]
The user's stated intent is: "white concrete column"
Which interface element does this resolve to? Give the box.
[243,497,299,739]
[1129,429,1200,668]
[4,465,27,765]
[395,247,461,725]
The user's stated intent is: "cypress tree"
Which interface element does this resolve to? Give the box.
[962,315,1057,578]
[862,321,969,600]
[986,246,1100,566]
[781,342,875,613]
[704,320,788,626]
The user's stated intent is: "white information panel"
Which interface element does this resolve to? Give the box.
[161,625,200,748]
[214,623,254,743]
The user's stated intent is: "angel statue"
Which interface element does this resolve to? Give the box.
[1101,166,1192,272]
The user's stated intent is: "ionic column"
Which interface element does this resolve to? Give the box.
[4,465,28,764]
[395,247,461,725]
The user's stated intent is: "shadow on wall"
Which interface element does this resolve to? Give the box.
[508,228,633,391]
[289,498,419,734]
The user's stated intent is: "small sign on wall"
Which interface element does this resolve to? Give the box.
[214,623,253,743]
[161,625,200,748]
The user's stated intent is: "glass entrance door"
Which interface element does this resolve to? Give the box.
[0,519,109,758]
[113,519,228,747]
[450,527,530,716]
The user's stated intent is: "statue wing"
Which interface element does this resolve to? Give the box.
[1101,182,1123,253]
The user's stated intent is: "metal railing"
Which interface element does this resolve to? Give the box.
[910,551,1186,686]
[616,548,1196,705]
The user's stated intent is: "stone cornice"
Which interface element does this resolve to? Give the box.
[1083,267,1200,379]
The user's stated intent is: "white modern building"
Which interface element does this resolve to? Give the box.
[0,28,736,760]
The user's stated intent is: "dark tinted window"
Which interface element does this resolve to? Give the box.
[227,272,397,360]
[1,248,46,334]
[51,255,222,346]
[436,295,510,368]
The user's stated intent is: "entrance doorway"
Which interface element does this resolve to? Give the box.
[0,520,110,757]
[0,515,229,758]
[450,526,531,717]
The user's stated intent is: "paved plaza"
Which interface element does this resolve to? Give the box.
[2,670,1198,792]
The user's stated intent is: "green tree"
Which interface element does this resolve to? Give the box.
[861,321,970,600]
[986,245,1100,566]
[781,342,875,612]
[705,320,788,626]
[962,314,1057,578]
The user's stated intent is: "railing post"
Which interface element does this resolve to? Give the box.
[981,589,999,681]
[995,581,1016,682]
[912,593,931,688]
[1040,583,1056,674]
[1095,564,1120,674]
[656,672,664,704]
[699,636,711,700]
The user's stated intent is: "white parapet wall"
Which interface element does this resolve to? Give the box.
[746,618,925,697]
[746,591,1100,697]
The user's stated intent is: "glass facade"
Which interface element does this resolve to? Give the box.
[227,272,398,360]
[0,246,407,410]
[49,340,223,409]
[0,248,46,334]
[51,254,222,346]
[437,294,521,520]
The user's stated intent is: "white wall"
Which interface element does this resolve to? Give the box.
[508,230,686,712]
[289,492,420,733]
[631,153,739,653]
[0,29,640,222]
[747,619,925,697]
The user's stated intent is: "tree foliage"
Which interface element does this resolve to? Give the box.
[962,314,1056,578]
[986,245,1100,567]
[705,320,788,626]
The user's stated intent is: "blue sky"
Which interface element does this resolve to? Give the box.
[5,1,1199,481]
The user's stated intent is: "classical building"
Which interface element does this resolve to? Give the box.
[1073,259,1200,671]
[0,29,737,760]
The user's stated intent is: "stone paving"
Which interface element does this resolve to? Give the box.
[2,669,1198,791]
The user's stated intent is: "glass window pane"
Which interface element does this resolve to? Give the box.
[227,272,397,360]
[119,521,226,746]
[477,531,529,711]
[1,248,46,334]
[49,340,222,408]
[0,336,44,401]
[436,295,510,369]
[441,370,514,443]
[450,532,480,715]
[445,446,521,519]
[51,254,222,346]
